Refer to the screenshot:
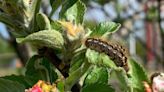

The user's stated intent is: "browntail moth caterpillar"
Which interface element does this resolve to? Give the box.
[85,38,129,72]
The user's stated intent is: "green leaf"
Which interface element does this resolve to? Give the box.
[49,0,62,17]
[41,57,58,83]
[86,49,116,68]
[36,13,51,30]
[90,21,121,37]
[109,68,131,91]
[57,81,64,92]
[2,0,25,20]
[50,20,62,31]
[81,82,114,92]
[25,55,58,83]
[17,30,64,49]
[1,75,37,88]
[65,61,90,91]
[0,13,15,29]
[29,0,42,33]
[0,78,25,92]
[64,0,86,24]
[85,49,99,64]
[0,13,28,37]
[25,55,48,81]
[69,51,86,73]
[128,59,149,91]
[59,0,78,18]
[84,66,108,85]
[30,0,41,15]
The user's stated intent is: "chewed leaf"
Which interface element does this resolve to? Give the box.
[17,30,64,49]
[90,22,121,37]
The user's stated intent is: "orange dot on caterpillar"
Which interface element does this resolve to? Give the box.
[85,38,129,72]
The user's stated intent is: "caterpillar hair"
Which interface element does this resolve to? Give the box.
[85,38,129,72]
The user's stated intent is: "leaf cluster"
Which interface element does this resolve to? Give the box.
[0,0,149,92]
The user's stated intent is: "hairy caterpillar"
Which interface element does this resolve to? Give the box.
[85,38,129,72]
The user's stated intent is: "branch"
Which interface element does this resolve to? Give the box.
[8,31,30,65]
[38,47,69,78]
